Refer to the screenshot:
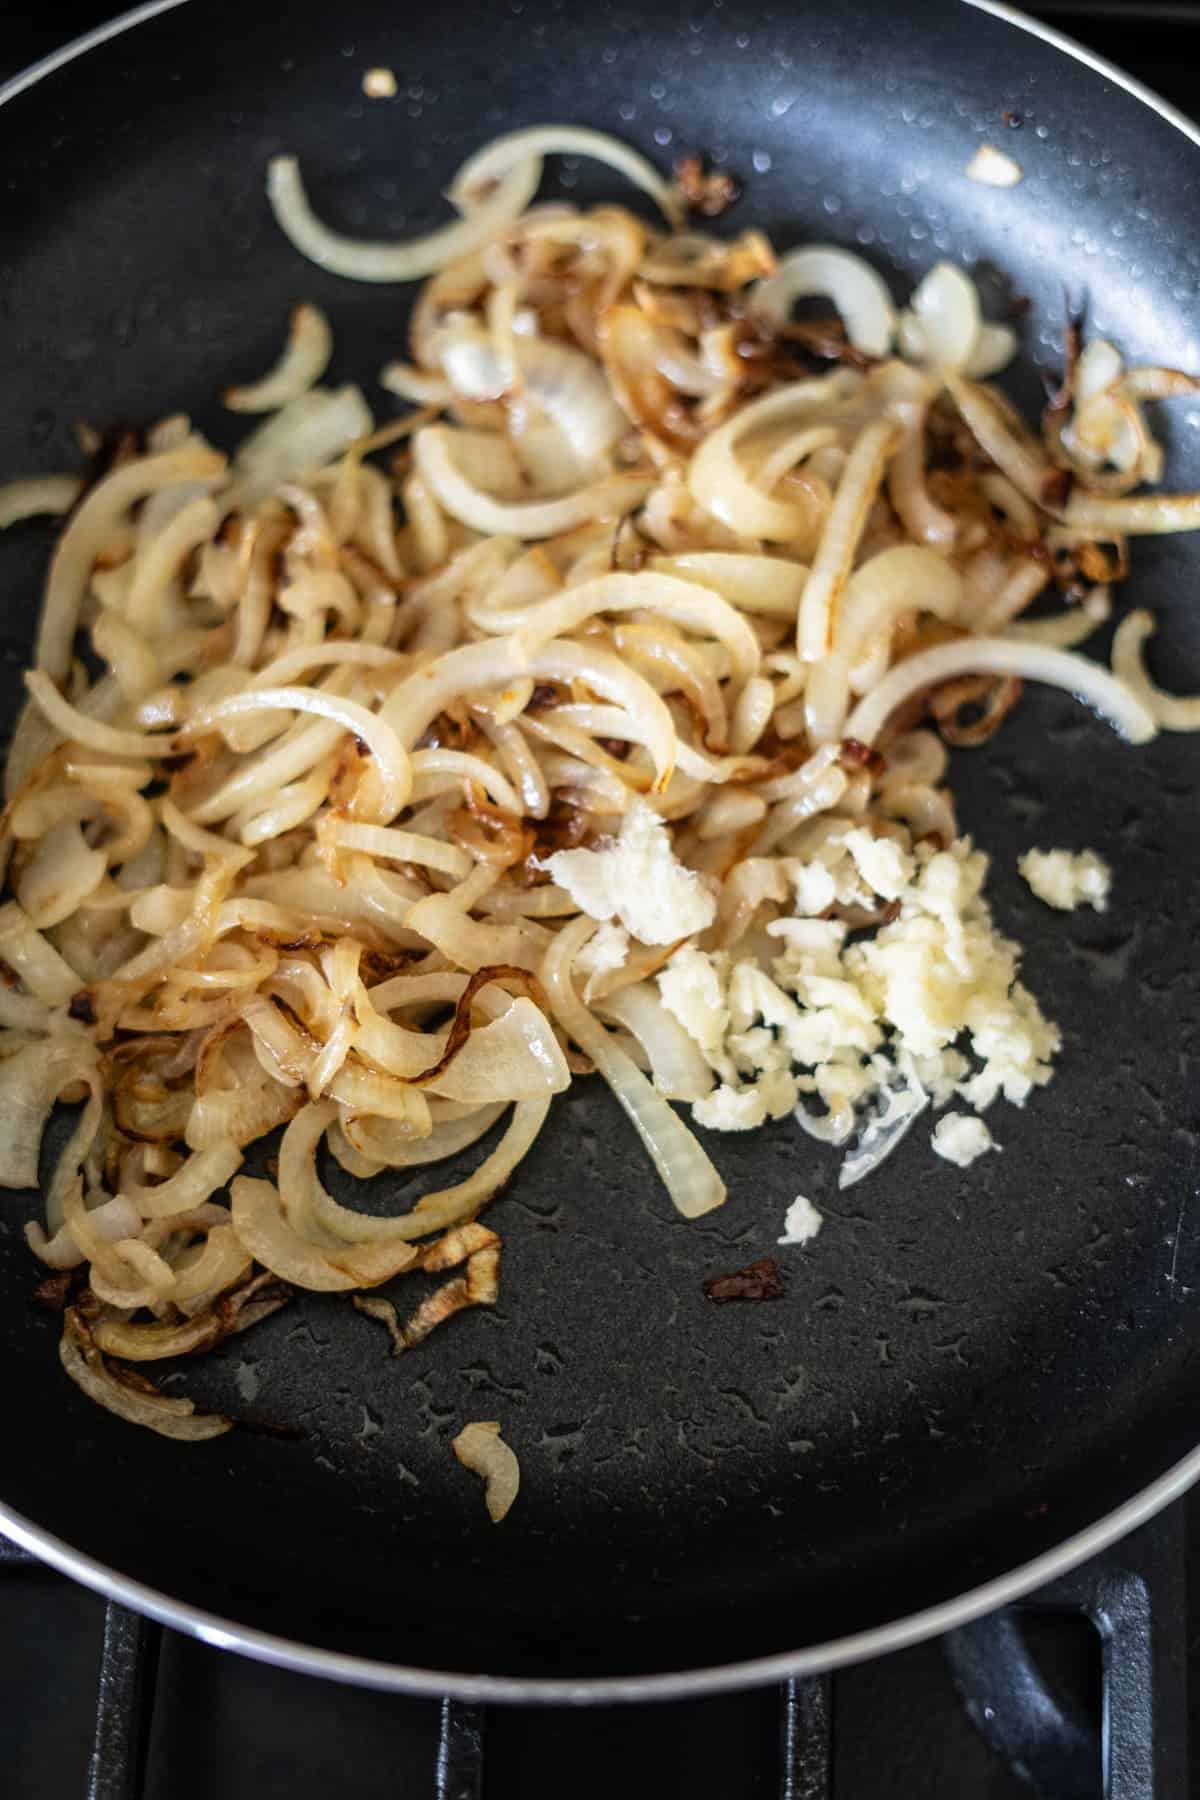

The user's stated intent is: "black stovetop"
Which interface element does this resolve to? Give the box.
[3,5,1200,1796]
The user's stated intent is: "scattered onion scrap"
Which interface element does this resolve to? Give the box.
[452,1419,520,1522]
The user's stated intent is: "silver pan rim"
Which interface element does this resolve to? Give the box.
[1,0,1197,1704]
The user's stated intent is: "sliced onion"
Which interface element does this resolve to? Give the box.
[688,375,853,542]
[1111,609,1200,730]
[649,552,810,620]
[24,671,171,760]
[179,686,411,823]
[844,635,1157,746]
[267,154,540,283]
[505,570,761,685]
[322,820,473,880]
[835,545,962,671]
[384,636,678,792]
[901,263,981,373]
[797,418,902,660]
[15,816,107,928]
[59,1309,232,1441]
[750,246,896,356]
[838,1061,929,1188]
[92,1265,284,1357]
[966,323,1019,379]
[358,994,568,1101]
[542,917,725,1218]
[399,894,549,974]
[334,1098,549,1243]
[434,324,628,463]
[231,1173,420,1289]
[121,1142,243,1220]
[0,475,82,530]
[0,1039,100,1190]
[1064,488,1200,536]
[342,1103,505,1170]
[37,446,226,684]
[414,425,651,538]
[595,981,714,1101]
[1007,595,1109,650]
[225,304,334,412]
[448,125,681,224]
[0,901,83,1004]
[944,374,1056,507]
[232,386,374,505]
[29,1194,142,1271]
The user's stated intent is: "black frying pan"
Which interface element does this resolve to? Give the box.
[1,0,1199,1702]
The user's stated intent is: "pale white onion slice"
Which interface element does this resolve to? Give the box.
[224,303,334,413]
[448,125,681,224]
[504,571,761,685]
[1064,488,1200,536]
[231,1174,420,1290]
[542,917,725,1218]
[650,552,810,620]
[595,981,714,1102]
[0,1038,100,1190]
[414,426,651,538]
[965,323,1019,379]
[25,671,172,761]
[30,1195,142,1272]
[1111,609,1200,730]
[0,475,82,530]
[323,821,473,879]
[379,361,453,406]
[835,545,963,671]
[121,1143,244,1220]
[127,495,221,636]
[750,246,896,356]
[1006,597,1109,650]
[354,993,569,1100]
[410,748,522,815]
[797,418,902,660]
[403,1103,550,1231]
[16,817,107,929]
[232,385,374,505]
[945,373,1056,506]
[340,1103,505,1171]
[248,640,405,690]
[267,154,540,283]
[37,446,226,684]
[905,262,980,373]
[845,636,1156,745]
[0,901,83,1004]
[688,374,856,541]
[434,325,628,463]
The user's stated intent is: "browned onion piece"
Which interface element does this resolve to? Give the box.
[59,1308,232,1441]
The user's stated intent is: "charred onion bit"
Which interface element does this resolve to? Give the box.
[703,1257,785,1304]
[673,153,743,219]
